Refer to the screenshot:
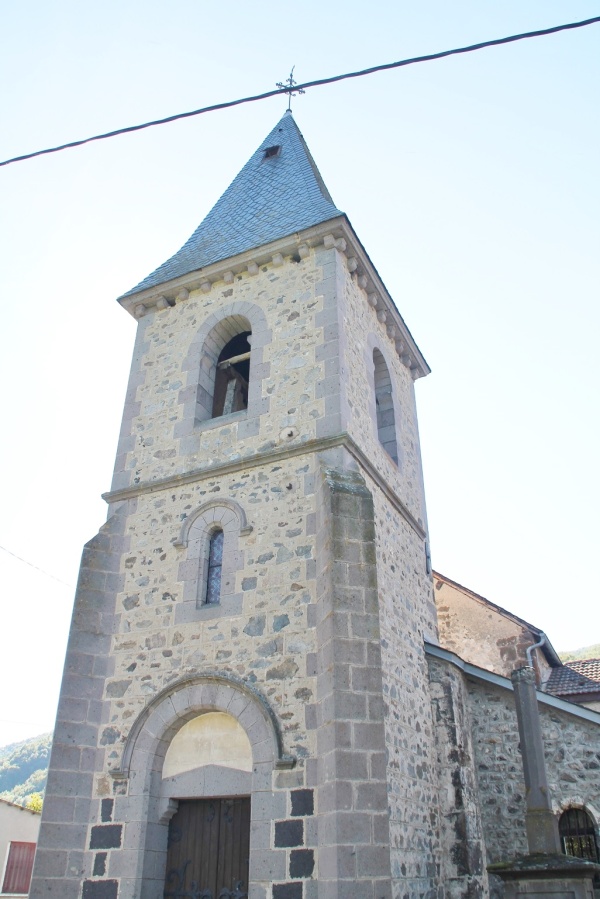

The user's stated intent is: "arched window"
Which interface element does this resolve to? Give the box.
[205,529,224,605]
[212,331,251,418]
[373,348,398,463]
[174,498,251,622]
[559,808,599,862]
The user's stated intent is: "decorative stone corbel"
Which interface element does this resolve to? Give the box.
[200,281,211,294]
[223,271,234,284]
[156,296,170,311]
[367,293,378,308]
[324,234,347,252]
[247,262,259,276]
[176,288,189,302]
[357,275,368,289]
[387,324,396,339]
[134,304,147,318]
[377,310,387,323]
[298,244,309,259]
[272,253,284,267]
[347,257,358,273]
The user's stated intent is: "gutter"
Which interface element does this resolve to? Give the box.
[425,642,600,726]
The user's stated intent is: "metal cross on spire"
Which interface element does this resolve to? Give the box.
[276,66,305,111]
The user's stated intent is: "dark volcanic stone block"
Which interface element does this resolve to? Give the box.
[275,819,304,847]
[290,849,315,879]
[291,789,314,817]
[82,880,118,899]
[273,883,302,899]
[89,824,122,849]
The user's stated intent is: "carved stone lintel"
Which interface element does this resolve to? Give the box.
[223,271,234,284]
[367,293,378,308]
[357,275,368,289]
[134,304,147,318]
[247,262,259,276]
[272,253,284,267]
[347,257,358,273]
[176,288,189,302]
[377,310,387,324]
[298,244,309,259]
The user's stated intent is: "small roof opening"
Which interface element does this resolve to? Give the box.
[263,145,281,159]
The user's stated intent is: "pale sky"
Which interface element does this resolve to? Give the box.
[1,1,599,748]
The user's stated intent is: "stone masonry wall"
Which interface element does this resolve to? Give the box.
[111,245,346,494]
[369,480,440,898]
[35,240,440,898]
[433,577,553,682]
[427,658,488,899]
[100,452,322,898]
[467,678,600,865]
[313,464,393,899]
[30,506,129,899]
[330,251,441,895]
[338,260,427,532]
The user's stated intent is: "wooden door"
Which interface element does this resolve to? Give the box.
[164,797,250,899]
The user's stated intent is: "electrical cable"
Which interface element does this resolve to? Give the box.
[1,14,599,168]
[0,544,73,588]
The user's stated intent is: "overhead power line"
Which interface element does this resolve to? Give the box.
[0,543,73,588]
[1,15,599,169]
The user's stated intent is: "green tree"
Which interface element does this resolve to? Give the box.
[26,792,43,813]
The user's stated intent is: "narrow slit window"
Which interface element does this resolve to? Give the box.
[373,348,398,463]
[205,529,224,605]
[212,331,251,419]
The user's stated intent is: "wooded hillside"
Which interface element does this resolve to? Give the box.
[0,733,51,807]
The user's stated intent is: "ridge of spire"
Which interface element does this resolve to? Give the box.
[121,113,342,298]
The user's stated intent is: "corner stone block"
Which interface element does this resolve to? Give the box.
[275,819,304,848]
[249,849,286,882]
[82,880,119,899]
[89,824,123,849]
[272,884,303,899]
[355,844,392,877]
[31,848,68,878]
[291,789,314,817]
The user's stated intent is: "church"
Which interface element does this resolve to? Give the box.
[30,111,600,899]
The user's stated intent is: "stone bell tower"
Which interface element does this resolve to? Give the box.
[31,111,441,899]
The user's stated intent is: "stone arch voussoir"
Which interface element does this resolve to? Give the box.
[176,498,252,547]
[114,672,290,785]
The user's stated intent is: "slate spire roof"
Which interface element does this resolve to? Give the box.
[121,111,343,299]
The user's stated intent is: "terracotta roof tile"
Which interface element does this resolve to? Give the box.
[545,659,600,697]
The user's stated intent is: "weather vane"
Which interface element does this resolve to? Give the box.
[276,66,305,112]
